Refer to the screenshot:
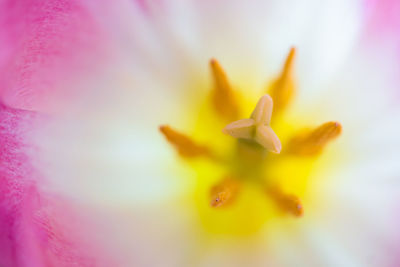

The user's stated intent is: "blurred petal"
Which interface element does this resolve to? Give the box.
[0,0,113,112]
[0,104,116,266]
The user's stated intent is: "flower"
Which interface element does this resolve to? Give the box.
[159,51,343,235]
[1,0,400,266]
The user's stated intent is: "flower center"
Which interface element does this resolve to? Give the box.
[160,47,341,236]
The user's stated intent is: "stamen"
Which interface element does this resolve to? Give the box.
[266,187,303,217]
[210,177,240,207]
[159,125,212,158]
[268,47,296,114]
[223,95,281,153]
[210,59,239,121]
[287,121,342,156]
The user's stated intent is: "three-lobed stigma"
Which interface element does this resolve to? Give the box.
[159,47,342,221]
[222,94,281,153]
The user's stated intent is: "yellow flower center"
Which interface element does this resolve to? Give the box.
[160,47,341,236]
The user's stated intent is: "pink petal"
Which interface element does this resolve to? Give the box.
[0,0,111,112]
[365,0,400,37]
[0,104,116,266]
[362,0,400,98]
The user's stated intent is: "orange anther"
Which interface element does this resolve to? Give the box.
[210,59,240,121]
[268,47,296,113]
[210,178,240,208]
[160,125,212,158]
[287,121,342,156]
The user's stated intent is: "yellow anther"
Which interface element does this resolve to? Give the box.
[210,59,239,121]
[210,177,240,207]
[268,47,296,113]
[266,187,303,217]
[159,125,212,158]
[222,95,281,153]
[287,121,342,156]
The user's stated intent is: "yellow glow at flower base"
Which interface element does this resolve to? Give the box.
[160,48,342,237]
[189,140,315,236]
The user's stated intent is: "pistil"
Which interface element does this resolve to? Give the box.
[223,95,281,153]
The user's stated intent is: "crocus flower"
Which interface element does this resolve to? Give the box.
[1,0,400,266]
